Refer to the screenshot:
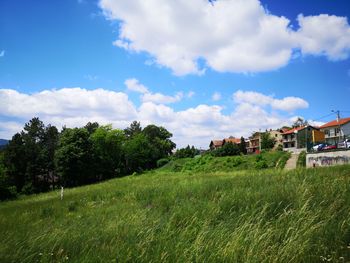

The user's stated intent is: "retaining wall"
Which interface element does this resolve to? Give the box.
[306,150,350,168]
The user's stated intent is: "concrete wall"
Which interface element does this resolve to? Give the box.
[306,150,350,167]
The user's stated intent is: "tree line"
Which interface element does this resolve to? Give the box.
[0,118,176,200]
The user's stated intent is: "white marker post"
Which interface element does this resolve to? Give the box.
[60,186,64,200]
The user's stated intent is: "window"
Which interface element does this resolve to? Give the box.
[335,128,340,135]
[324,129,330,136]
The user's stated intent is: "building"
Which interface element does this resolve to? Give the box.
[320,117,350,145]
[247,132,261,154]
[282,125,320,152]
[267,129,285,150]
[222,137,241,145]
[209,140,223,150]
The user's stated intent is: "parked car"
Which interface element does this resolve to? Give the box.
[338,139,350,149]
[323,144,337,150]
[312,143,327,152]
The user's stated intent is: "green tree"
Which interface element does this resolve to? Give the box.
[142,125,176,161]
[90,125,126,179]
[124,121,142,138]
[55,128,94,187]
[260,133,276,150]
[4,133,26,192]
[40,125,59,189]
[124,133,153,172]
[84,122,99,135]
[239,137,247,155]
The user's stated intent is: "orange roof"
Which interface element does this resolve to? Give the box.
[210,140,223,147]
[223,137,241,144]
[320,117,350,129]
[282,126,306,135]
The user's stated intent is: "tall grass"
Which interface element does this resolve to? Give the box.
[1,165,350,262]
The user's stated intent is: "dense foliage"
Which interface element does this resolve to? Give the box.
[260,132,276,150]
[211,142,241,157]
[174,145,199,158]
[0,118,176,199]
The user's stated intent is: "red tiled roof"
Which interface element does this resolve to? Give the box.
[282,126,306,135]
[223,137,241,144]
[210,140,223,147]
[320,117,350,129]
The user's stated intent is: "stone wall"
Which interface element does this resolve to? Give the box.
[306,150,350,167]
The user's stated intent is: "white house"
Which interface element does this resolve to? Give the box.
[320,117,350,145]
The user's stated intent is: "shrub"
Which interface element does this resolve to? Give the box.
[157,158,170,168]
[297,151,307,168]
[255,160,268,169]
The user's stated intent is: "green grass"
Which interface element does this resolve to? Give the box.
[160,151,289,173]
[297,151,307,168]
[1,164,350,262]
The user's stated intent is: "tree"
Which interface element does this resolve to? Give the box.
[55,128,94,187]
[3,133,26,192]
[260,132,276,150]
[124,133,153,172]
[292,117,308,128]
[90,125,126,179]
[21,117,46,192]
[40,125,59,189]
[84,122,99,135]
[239,137,247,155]
[174,145,199,158]
[142,125,176,158]
[124,121,142,138]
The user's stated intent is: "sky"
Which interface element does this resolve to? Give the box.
[1,0,350,148]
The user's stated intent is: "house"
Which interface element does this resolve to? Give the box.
[267,129,285,150]
[247,132,261,154]
[282,125,321,152]
[209,140,223,150]
[222,137,241,145]
[320,117,350,145]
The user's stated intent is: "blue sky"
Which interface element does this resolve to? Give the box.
[1,0,350,148]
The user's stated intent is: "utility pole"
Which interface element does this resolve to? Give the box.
[332,110,342,145]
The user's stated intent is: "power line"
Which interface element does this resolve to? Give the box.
[311,112,335,122]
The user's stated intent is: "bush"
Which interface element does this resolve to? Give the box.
[297,151,306,168]
[157,158,170,168]
[255,160,268,169]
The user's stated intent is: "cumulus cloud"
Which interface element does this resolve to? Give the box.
[0,50,5,57]
[125,78,148,93]
[0,85,309,148]
[233,90,309,112]
[142,92,183,104]
[296,14,350,60]
[125,78,183,104]
[212,92,221,101]
[99,0,350,75]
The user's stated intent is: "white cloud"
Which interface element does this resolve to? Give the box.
[125,78,148,93]
[0,50,5,57]
[296,14,350,60]
[99,0,350,75]
[212,92,221,101]
[233,90,309,112]
[125,78,183,104]
[142,92,183,104]
[0,86,309,148]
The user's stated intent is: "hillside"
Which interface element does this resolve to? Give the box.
[159,151,290,172]
[1,162,350,262]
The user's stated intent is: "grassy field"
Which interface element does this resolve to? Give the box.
[1,159,350,262]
